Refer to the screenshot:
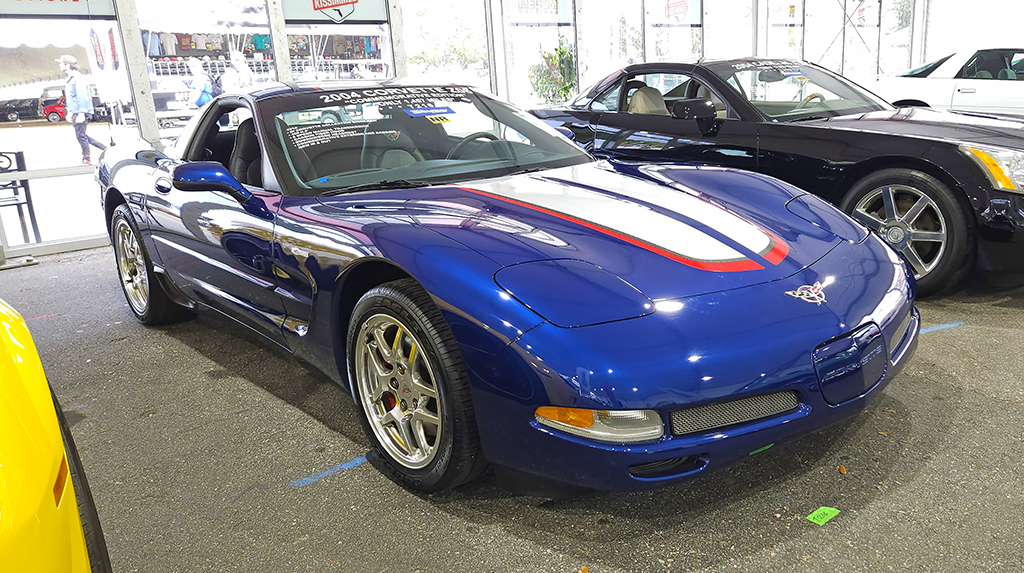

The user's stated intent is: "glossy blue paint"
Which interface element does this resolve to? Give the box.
[97,88,920,492]
[493,260,654,328]
[813,322,886,405]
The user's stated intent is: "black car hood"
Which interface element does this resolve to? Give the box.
[796,108,1024,150]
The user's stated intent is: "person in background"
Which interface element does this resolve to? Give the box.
[186,58,214,108]
[57,55,106,165]
[223,51,255,92]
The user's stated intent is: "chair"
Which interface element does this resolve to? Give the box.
[627,87,670,115]
[228,118,261,186]
[360,119,425,169]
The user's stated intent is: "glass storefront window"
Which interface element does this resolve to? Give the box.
[841,0,881,85]
[766,0,804,59]
[804,0,845,74]
[577,0,643,89]
[703,0,754,60]
[506,0,576,107]
[134,0,273,142]
[879,0,914,74]
[646,0,702,63]
[400,0,489,92]
[0,17,132,248]
[285,24,393,81]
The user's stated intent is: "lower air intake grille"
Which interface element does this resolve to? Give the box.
[670,391,800,436]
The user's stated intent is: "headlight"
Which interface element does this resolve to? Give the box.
[961,144,1024,193]
[535,407,664,444]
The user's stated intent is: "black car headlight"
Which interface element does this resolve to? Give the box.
[961,144,1024,194]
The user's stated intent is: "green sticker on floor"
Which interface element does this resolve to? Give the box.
[806,506,840,526]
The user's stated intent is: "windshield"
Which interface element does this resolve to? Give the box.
[259,86,592,196]
[901,55,953,78]
[705,60,891,121]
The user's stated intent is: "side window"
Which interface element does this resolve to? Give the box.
[591,82,621,111]
[957,50,1024,80]
[622,73,689,116]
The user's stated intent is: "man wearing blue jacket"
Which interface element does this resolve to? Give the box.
[58,55,107,165]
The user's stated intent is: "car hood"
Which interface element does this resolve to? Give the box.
[798,107,1024,149]
[316,162,843,304]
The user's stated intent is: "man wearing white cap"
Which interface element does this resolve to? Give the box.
[57,55,106,165]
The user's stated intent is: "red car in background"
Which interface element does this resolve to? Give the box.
[42,97,65,123]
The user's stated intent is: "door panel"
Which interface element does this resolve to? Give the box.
[147,166,287,343]
[593,113,760,172]
[952,79,1024,115]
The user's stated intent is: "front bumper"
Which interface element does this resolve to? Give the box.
[468,234,919,491]
[491,308,919,492]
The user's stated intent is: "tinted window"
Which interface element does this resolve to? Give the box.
[958,49,1024,80]
[901,55,952,78]
[591,82,621,111]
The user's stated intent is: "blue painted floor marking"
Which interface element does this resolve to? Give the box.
[919,322,966,334]
[291,454,371,487]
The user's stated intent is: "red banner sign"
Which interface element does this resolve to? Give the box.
[313,0,357,11]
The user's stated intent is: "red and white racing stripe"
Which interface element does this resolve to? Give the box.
[461,171,788,272]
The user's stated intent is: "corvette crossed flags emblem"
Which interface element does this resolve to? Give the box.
[785,281,827,305]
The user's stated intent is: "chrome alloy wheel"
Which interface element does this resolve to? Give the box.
[852,184,947,279]
[355,314,442,469]
[114,219,149,315]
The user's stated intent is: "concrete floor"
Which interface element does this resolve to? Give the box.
[1,247,1022,573]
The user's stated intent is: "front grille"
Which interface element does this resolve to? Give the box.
[670,391,800,436]
[890,310,913,357]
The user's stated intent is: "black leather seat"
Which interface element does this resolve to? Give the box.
[360,119,425,170]
[228,118,261,186]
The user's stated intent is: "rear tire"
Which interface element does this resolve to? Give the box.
[47,111,61,122]
[6,111,18,122]
[840,168,973,296]
[111,204,191,324]
[347,278,486,492]
[52,387,113,573]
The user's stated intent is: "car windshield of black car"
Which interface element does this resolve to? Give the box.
[264,86,592,195]
[706,60,891,120]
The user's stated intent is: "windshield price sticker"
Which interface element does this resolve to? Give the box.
[318,86,472,107]
[404,106,455,117]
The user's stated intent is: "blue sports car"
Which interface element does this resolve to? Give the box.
[97,83,919,493]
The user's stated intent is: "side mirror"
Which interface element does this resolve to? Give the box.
[554,126,577,142]
[671,98,716,120]
[172,161,252,203]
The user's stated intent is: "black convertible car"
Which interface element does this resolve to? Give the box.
[533,58,1024,295]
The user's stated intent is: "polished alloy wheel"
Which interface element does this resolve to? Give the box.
[851,184,947,278]
[114,219,149,314]
[355,314,442,469]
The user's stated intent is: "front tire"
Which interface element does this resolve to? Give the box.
[47,111,61,122]
[347,278,485,492]
[6,111,18,122]
[111,204,191,324]
[841,168,973,296]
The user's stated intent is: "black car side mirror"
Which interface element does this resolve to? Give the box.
[172,161,252,204]
[671,98,719,136]
[671,98,716,120]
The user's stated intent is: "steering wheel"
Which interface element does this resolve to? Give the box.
[794,92,826,110]
[446,131,500,160]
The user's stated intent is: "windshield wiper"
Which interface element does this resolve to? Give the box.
[786,115,831,123]
[504,166,550,177]
[319,179,436,196]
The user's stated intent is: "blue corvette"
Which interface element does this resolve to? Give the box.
[97,83,919,493]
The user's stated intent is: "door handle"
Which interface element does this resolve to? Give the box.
[958,88,976,94]
[155,177,172,193]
